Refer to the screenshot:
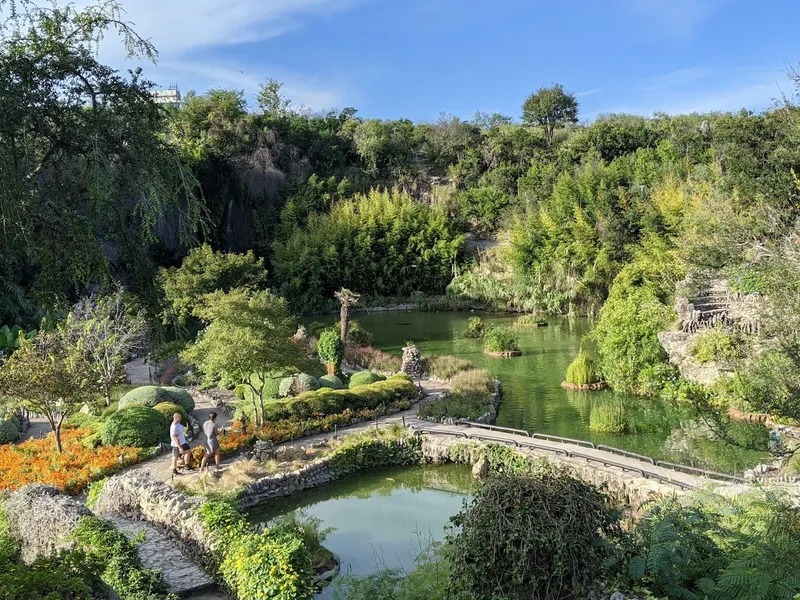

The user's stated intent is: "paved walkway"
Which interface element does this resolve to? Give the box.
[407,419,709,490]
[106,516,222,598]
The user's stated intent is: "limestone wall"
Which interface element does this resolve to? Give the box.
[3,484,92,563]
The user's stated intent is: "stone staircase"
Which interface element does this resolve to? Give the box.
[678,279,760,334]
[106,516,222,598]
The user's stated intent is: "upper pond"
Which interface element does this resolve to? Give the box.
[249,464,473,599]
[311,311,767,474]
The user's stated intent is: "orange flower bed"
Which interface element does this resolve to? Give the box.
[0,428,145,495]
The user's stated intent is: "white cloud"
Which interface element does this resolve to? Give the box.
[618,0,730,35]
[80,0,364,58]
[576,88,602,98]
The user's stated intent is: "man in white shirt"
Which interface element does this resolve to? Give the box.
[170,413,192,475]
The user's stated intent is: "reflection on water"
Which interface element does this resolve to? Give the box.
[310,311,768,474]
[248,465,473,599]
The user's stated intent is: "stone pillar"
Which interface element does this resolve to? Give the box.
[401,342,424,379]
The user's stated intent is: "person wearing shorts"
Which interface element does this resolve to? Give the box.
[200,412,224,473]
[170,413,191,475]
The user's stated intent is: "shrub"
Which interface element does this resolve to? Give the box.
[565,351,601,385]
[423,355,474,379]
[628,489,800,600]
[118,386,195,413]
[690,330,746,364]
[344,344,401,372]
[294,373,319,394]
[348,371,385,388]
[419,368,495,421]
[234,384,247,400]
[387,373,413,383]
[465,316,485,338]
[153,402,190,425]
[200,500,315,600]
[589,400,629,434]
[0,548,105,599]
[63,412,101,430]
[451,369,494,397]
[161,386,195,412]
[483,326,519,352]
[344,320,373,345]
[318,375,344,389]
[279,377,295,398]
[0,420,19,444]
[318,328,344,373]
[100,406,169,448]
[0,410,20,431]
[446,467,623,600]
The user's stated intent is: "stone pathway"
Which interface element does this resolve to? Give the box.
[106,516,220,598]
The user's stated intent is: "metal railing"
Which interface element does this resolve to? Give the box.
[410,426,697,491]
[655,461,746,484]
[532,432,596,449]
[454,420,530,437]
[597,445,656,465]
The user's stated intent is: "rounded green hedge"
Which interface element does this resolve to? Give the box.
[0,410,21,432]
[348,371,385,389]
[100,406,169,448]
[318,375,345,389]
[153,402,190,425]
[119,386,195,413]
[0,419,19,444]
[295,373,319,393]
[278,377,295,398]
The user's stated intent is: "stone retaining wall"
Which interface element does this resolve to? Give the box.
[4,484,92,563]
[91,472,215,572]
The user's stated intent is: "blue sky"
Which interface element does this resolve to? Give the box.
[101,0,798,122]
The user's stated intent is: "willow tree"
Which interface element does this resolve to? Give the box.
[0,1,200,319]
[335,288,360,342]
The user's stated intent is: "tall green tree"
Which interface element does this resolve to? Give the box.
[522,83,579,146]
[181,289,311,427]
[160,244,269,327]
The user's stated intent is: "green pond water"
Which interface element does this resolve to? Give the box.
[310,311,768,474]
[248,464,473,598]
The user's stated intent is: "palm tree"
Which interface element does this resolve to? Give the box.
[335,288,360,342]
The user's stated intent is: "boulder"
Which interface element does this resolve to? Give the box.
[472,457,488,479]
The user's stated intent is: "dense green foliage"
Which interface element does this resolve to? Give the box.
[273,189,463,312]
[690,330,746,364]
[629,489,800,600]
[100,406,169,448]
[317,328,345,374]
[422,354,474,379]
[318,375,345,389]
[482,326,519,353]
[0,418,19,444]
[446,468,623,600]
[464,316,485,338]
[199,500,315,600]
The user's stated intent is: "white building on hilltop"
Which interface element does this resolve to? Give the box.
[151,85,182,108]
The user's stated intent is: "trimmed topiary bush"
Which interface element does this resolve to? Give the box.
[293,374,319,394]
[0,419,19,444]
[565,351,601,385]
[118,386,195,413]
[100,406,169,448]
[318,328,345,374]
[348,371,385,389]
[161,387,195,413]
[318,375,345,389]
[0,410,21,431]
[153,402,190,425]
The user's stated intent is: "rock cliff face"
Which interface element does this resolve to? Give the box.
[660,277,762,385]
[658,331,729,385]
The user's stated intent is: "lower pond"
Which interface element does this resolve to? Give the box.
[310,311,768,474]
[248,464,473,598]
